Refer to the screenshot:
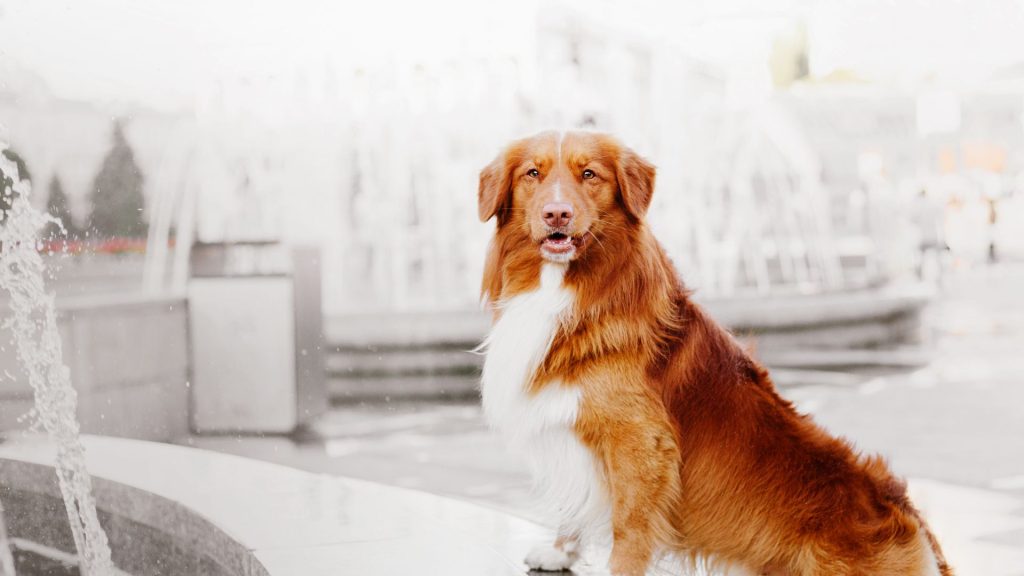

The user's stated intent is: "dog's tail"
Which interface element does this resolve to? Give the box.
[918,519,954,576]
[862,455,953,576]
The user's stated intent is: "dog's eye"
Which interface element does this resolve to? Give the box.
[526,168,540,178]
[582,169,595,180]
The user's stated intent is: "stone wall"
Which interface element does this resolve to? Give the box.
[0,293,189,442]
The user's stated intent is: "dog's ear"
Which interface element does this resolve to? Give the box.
[616,148,656,219]
[478,150,514,222]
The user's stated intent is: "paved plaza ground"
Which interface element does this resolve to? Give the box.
[188,262,1024,575]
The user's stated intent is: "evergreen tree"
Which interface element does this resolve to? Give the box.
[88,122,147,238]
[1,148,31,226]
[44,174,77,240]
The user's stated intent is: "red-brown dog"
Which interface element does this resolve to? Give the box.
[478,131,952,576]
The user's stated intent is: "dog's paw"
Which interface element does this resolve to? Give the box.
[525,543,577,572]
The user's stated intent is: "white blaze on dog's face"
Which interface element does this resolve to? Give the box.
[478,130,656,263]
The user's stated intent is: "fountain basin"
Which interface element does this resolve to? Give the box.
[0,435,549,575]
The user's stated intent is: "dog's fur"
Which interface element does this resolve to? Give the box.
[478,131,952,576]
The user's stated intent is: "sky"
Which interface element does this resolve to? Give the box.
[0,0,534,111]
[1,0,1024,113]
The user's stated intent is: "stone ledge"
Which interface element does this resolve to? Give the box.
[699,284,933,332]
[0,291,186,317]
[0,294,189,441]
[0,435,550,576]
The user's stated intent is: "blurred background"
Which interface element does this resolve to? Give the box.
[1,0,1023,573]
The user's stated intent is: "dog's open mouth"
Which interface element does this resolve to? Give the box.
[541,231,584,255]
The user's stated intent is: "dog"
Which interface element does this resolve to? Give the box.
[477,131,952,576]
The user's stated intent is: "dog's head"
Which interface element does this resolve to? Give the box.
[478,131,656,263]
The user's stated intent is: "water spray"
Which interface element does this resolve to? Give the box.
[0,142,115,575]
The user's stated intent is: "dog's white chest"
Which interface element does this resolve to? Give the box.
[481,263,574,438]
[480,264,609,536]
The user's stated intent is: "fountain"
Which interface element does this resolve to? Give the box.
[0,499,15,576]
[0,142,115,575]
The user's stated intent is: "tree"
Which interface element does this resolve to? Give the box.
[88,122,147,238]
[1,148,31,226]
[44,174,77,240]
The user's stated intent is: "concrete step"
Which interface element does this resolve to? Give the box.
[328,373,480,404]
[325,285,933,403]
[757,347,931,370]
[769,368,866,388]
[326,346,482,378]
[325,310,488,348]
[736,311,924,353]
[325,342,482,404]
[324,346,903,403]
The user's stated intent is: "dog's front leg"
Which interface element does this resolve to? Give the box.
[525,531,580,572]
[595,415,679,576]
